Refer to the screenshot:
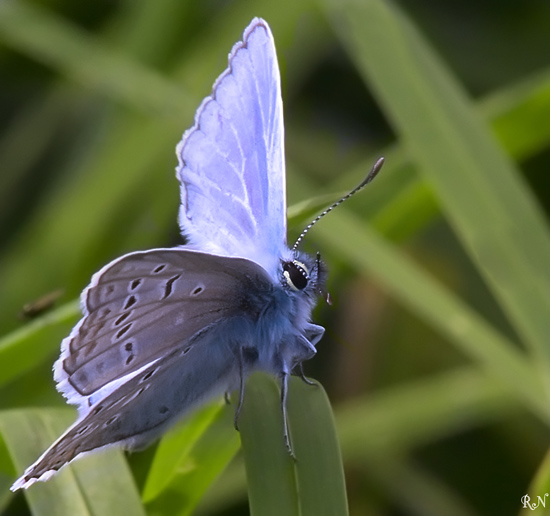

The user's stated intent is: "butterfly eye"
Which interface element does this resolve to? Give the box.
[282,260,309,291]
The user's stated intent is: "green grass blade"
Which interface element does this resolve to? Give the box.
[0,435,14,512]
[482,68,550,161]
[287,377,349,516]
[0,409,145,515]
[193,458,247,515]
[0,0,192,117]
[336,367,519,462]
[239,373,299,516]
[239,373,349,516]
[323,0,550,367]
[142,401,224,502]
[144,402,240,516]
[521,449,550,515]
[0,301,78,390]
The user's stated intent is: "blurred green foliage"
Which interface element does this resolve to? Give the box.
[0,0,550,515]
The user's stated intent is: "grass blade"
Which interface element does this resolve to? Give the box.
[144,402,240,516]
[324,0,550,368]
[287,377,349,516]
[142,401,225,502]
[239,373,349,516]
[239,373,299,516]
[0,301,78,390]
[0,409,145,516]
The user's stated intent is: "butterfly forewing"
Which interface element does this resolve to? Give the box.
[58,249,274,406]
[176,19,287,277]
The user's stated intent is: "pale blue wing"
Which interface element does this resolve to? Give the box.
[176,18,288,279]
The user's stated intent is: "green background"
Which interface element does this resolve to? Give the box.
[0,0,549,515]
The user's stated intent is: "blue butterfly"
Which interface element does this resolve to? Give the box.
[12,18,382,490]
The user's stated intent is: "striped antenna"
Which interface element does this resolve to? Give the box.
[292,157,385,251]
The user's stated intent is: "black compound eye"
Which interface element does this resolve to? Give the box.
[283,261,308,290]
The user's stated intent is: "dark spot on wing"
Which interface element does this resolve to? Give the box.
[130,278,142,290]
[153,264,166,274]
[141,367,158,382]
[92,404,104,414]
[105,416,118,426]
[191,285,204,296]
[115,323,132,339]
[76,425,90,436]
[124,295,137,310]
[73,369,88,385]
[163,274,181,299]
[124,341,135,365]
[115,311,131,326]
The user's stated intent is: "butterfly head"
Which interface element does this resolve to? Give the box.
[281,251,327,301]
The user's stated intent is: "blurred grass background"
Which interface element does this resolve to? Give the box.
[1,0,550,515]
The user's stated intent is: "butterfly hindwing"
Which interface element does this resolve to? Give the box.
[14,311,250,488]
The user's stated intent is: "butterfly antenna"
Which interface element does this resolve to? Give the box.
[292,157,385,251]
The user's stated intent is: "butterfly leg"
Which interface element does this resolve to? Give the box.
[295,362,316,386]
[291,332,319,386]
[279,370,296,459]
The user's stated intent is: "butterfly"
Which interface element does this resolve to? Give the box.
[12,17,383,491]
